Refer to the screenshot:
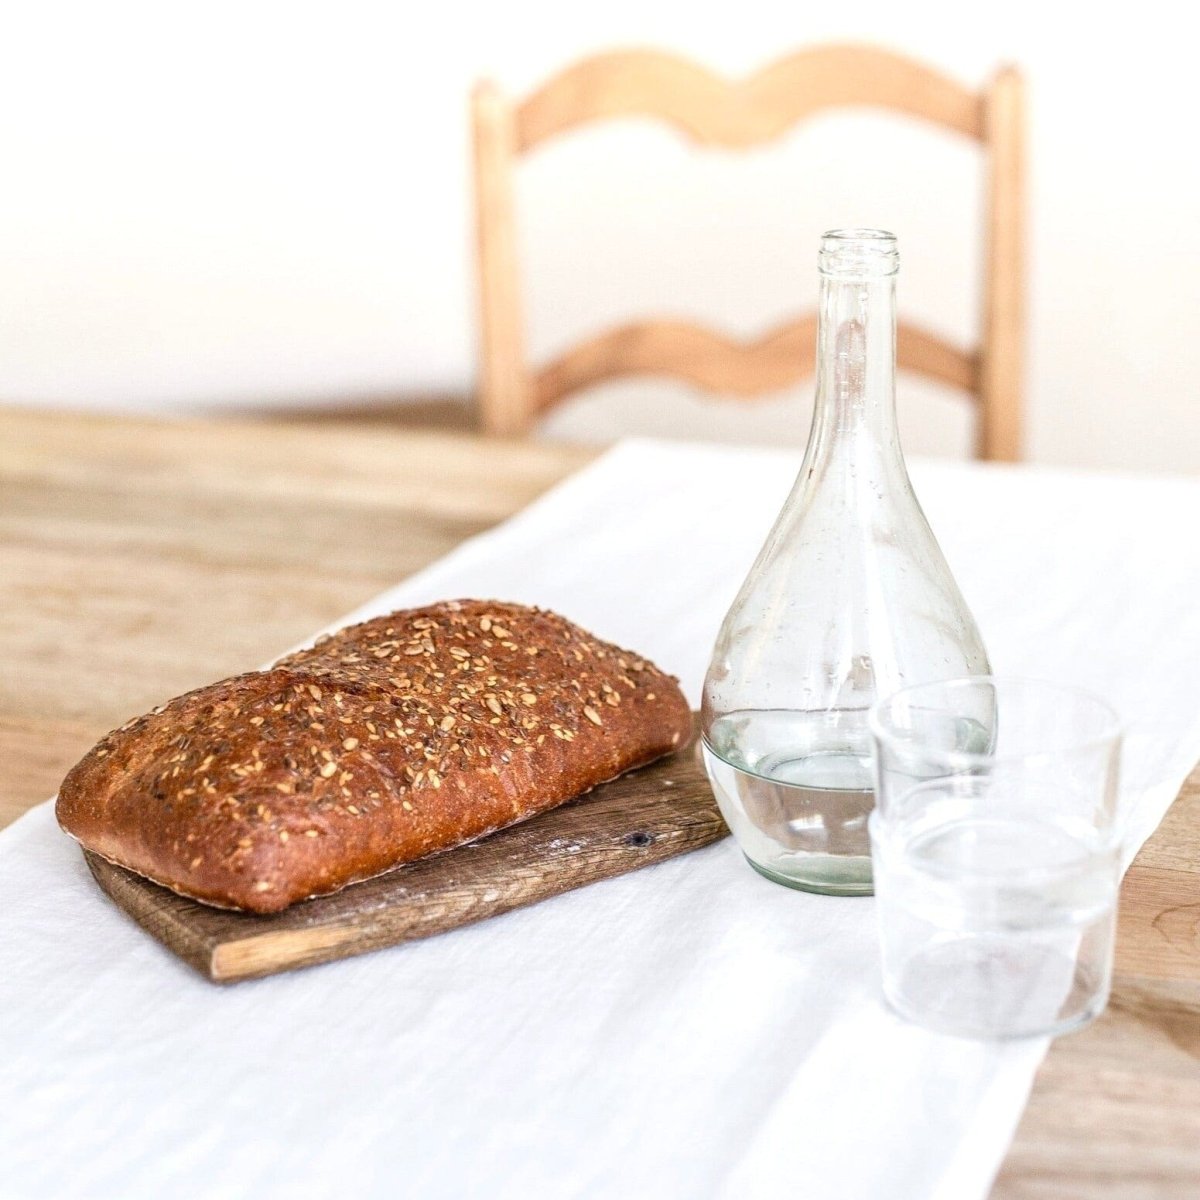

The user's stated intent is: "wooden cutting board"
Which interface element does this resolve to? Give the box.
[84,728,728,984]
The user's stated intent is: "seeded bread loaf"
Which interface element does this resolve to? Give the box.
[57,600,692,913]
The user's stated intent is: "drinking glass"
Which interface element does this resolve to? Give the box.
[868,677,1122,1039]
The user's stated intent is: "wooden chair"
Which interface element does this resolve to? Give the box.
[472,46,1024,461]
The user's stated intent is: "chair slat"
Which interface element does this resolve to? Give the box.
[517,46,982,152]
[533,317,976,412]
[897,324,979,394]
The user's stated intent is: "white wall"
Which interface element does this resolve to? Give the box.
[1,1,1196,471]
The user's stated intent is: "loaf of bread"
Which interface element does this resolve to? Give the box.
[57,600,692,913]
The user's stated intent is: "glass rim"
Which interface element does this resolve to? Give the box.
[868,675,1123,766]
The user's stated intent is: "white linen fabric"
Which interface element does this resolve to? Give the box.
[3,439,1199,1200]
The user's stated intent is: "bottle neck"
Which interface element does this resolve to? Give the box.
[808,271,902,465]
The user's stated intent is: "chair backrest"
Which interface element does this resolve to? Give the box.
[471,46,1024,461]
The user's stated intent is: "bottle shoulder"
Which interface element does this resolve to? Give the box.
[705,509,990,715]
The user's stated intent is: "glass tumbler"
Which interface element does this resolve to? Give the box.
[869,678,1123,1039]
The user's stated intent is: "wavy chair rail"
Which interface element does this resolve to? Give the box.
[473,46,1024,461]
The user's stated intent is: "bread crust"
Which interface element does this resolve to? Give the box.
[56,601,692,913]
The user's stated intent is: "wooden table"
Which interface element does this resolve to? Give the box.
[2,407,1197,1197]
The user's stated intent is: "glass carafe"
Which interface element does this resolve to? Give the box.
[701,229,990,896]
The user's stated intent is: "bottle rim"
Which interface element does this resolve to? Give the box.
[819,228,899,278]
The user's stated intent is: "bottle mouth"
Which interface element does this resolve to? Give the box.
[819,229,899,278]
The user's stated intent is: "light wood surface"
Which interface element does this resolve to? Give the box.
[996,761,1200,1197]
[0,406,590,830]
[472,81,528,438]
[979,66,1026,462]
[2,409,1196,1195]
[516,46,983,151]
[472,45,1025,460]
[533,315,978,414]
[84,721,723,983]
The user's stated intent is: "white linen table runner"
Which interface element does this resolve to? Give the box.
[3,439,1199,1200]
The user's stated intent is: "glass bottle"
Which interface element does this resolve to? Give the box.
[701,229,990,896]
